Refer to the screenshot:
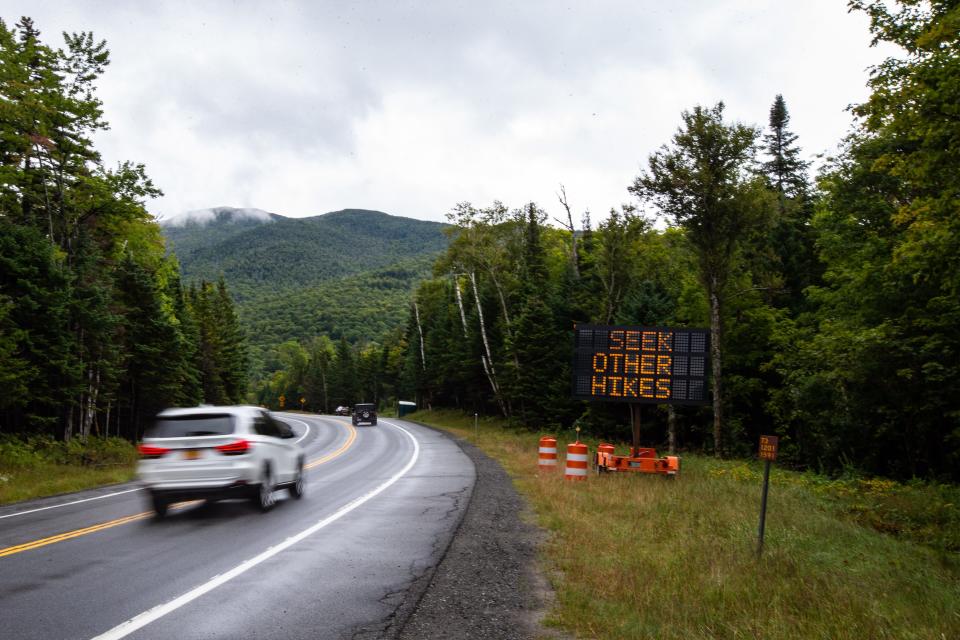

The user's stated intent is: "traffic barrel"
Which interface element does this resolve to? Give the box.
[596,442,615,472]
[538,436,558,472]
[565,441,589,480]
[665,455,681,476]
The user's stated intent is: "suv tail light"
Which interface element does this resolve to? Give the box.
[216,439,251,456]
[138,444,170,459]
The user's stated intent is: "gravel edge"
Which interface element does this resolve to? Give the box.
[392,423,563,640]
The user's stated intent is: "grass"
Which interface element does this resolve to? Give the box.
[0,435,138,505]
[412,409,960,640]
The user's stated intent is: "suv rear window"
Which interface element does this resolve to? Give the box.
[147,414,235,438]
[355,404,375,411]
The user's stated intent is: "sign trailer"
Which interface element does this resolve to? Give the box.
[573,324,710,475]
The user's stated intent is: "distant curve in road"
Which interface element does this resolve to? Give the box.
[0,415,475,640]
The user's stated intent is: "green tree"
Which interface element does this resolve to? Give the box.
[303,335,335,412]
[769,1,960,478]
[115,252,182,437]
[329,336,357,407]
[503,203,571,425]
[215,276,248,403]
[763,95,810,200]
[594,205,647,323]
[630,102,769,455]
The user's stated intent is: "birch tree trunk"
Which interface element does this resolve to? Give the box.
[709,277,723,457]
[413,301,427,370]
[604,271,617,324]
[486,270,520,370]
[452,274,469,337]
[82,367,99,438]
[487,271,512,329]
[556,185,580,278]
[470,271,507,416]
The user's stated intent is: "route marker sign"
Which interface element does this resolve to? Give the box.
[759,435,778,460]
[757,434,779,556]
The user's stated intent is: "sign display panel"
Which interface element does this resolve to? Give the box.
[759,435,779,461]
[572,324,710,405]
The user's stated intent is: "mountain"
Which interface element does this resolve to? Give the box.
[161,207,282,257]
[161,207,449,368]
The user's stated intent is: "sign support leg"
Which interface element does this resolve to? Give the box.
[757,458,772,556]
[630,403,641,456]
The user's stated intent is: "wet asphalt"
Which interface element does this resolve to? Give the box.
[0,415,476,640]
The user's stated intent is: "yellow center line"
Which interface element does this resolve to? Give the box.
[2,419,357,560]
[305,420,357,469]
[0,501,199,558]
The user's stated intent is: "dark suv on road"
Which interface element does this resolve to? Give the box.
[352,403,377,426]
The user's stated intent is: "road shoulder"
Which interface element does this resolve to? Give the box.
[396,426,563,640]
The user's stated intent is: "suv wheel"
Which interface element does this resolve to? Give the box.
[253,465,275,512]
[289,461,305,499]
[151,493,168,518]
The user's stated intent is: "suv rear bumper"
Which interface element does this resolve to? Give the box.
[147,481,254,503]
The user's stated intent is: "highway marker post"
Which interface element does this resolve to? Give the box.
[757,435,778,557]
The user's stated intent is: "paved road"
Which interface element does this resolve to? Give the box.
[0,415,475,640]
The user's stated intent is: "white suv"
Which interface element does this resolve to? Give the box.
[137,406,304,516]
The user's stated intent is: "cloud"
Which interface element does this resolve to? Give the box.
[3,0,893,223]
[160,207,275,227]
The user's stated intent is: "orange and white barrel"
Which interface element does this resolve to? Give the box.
[665,455,681,476]
[565,441,589,480]
[596,442,615,469]
[538,436,558,471]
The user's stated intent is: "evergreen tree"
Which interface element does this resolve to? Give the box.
[168,271,202,406]
[115,253,182,437]
[329,336,357,407]
[0,222,78,434]
[763,95,810,199]
[190,281,228,404]
[215,276,248,403]
[303,335,334,412]
[758,95,818,311]
[504,203,569,424]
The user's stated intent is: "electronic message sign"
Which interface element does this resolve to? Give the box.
[572,324,710,405]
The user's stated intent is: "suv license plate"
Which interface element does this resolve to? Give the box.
[183,450,201,461]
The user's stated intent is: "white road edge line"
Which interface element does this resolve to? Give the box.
[281,416,312,444]
[0,488,144,520]
[90,419,420,640]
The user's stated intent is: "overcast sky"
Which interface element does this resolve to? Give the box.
[6,1,892,224]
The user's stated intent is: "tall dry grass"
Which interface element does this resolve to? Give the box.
[415,410,960,640]
[0,435,137,505]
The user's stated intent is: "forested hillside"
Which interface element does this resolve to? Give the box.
[164,207,447,295]
[0,19,246,440]
[162,207,447,369]
[262,1,959,481]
